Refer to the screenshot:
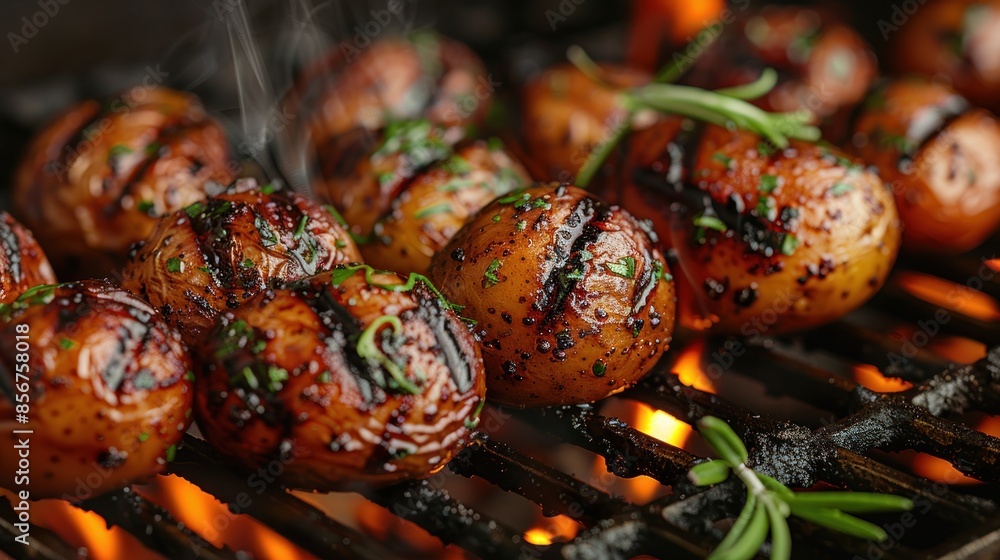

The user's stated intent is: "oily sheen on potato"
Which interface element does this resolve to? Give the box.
[429,183,676,407]
[193,266,486,488]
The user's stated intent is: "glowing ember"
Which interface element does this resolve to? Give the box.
[355,499,447,554]
[522,514,581,545]
[139,475,317,559]
[926,336,987,364]
[853,364,913,393]
[0,490,159,560]
[672,339,716,392]
[895,272,1000,322]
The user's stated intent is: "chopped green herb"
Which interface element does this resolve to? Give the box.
[516,220,527,231]
[566,267,585,281]
[137,200,155,214]
[492,214,502,223]
[335,239,347,249]
[241,258,254,268]
[165,445,177,462]
[184,371,196,382]
[356,315,422,395]
[652,260,673,282]
[464,399,486,430]
[757,141,778,157]
[442,154,473,175]
[712,152,733,168]
[592,360,607,377]
[143,142,161,155]
[830,183,853,196]
[759,174,780,194]
[250,340,267,354]
[692,214,728,232]
[293,215,309,239]
[483,258,503,287]
[487,137,503,152]
[756,196,777,221]
[579,250,594,262]
[781,234,800,255]
[109,144,132,158]
[317,371,332,383]
[377,172,395,186]
[260,183,277,194]
[266,365,289,392]
[497,190,531,206]
[198,266,212,274]
[59,338,75,350]
[185,202,206,218]
[414,203,453,219]
[531,198,552,210]
[166,257,183,273]
[605,256,636,279]
[137,432,150,442]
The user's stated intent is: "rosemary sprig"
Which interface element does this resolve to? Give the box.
[689,416,914,560]
[570,45,821,188]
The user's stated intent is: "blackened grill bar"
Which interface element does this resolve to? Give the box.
[4,259,1000,559]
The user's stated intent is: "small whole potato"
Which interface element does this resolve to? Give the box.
[362,139,531,275]
[521,64,650,186]
[888,0,1000,113]
[121,179,360,346]
[621,121,901,335]
[194,266,485,488]
[0,212,57,303]
[287,33,491,146]
[851,80,1000,253]
[312,119,463,237]
[0,280,193,500]
[429,183,676,407]
[13,87,234,278]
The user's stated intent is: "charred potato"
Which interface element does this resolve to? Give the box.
[429,184,675,407]
[312,119,462,237]
[0,280,193,499]
[13,87,233,278]
[121,179,360,346]
[288,33,491,147]
[521,64,650,186]
[684,6,877,134]
[889,0,1000,113]
[621,121,900,335]
[0,212,57,303]
[850,80,1000,253]
[362,139,531,275]
[194,266,485,487]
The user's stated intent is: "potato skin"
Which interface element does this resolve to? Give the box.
[13,87,234,278]
[121,180,360,347]
[889,0,1000,113]
[620,121,900,335]
[0,280,193,499]
[851,80,1000,253]
[287,34,491,146]
[312,120,461,237]
[521,64,650,186]
[362,140,531,275]
[429,184,676,407]
[193,268,485,488]
[0,212,57,303]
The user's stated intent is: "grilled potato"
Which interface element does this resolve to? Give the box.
[362,139,531,275]
[0,212,57,303]
[121,179,360,346]
[620,120,900,335]
[0,280,193,499]
[851,80,1000,253]
[429,184,675,407]
[521,64,650,186]
[888,0,1000,113]
[12,87,233,278]
[193,266,485,488]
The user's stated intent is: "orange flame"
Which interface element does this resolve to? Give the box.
[0,491,160,560]
[852,364,913,393]
[627,0,727,70]
[896,272,1000,322]
[355,499,450,554]
[522,514,581,546]
[140,475,317,559]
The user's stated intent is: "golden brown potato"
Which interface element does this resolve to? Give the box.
[620,121,900,335]
[193,265,485,488]
[120,179,360,347]
[362,139,531,275]
[0,212,57,303]
[851,80,1000,253]
[13,87,234,278]
[0,280,193,499]
[683,6,877,138]
[287,33,491,147]
[521,64,650,186]
[429,184,676,407]
[889,0,1000,113]
[312,120,461,237]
